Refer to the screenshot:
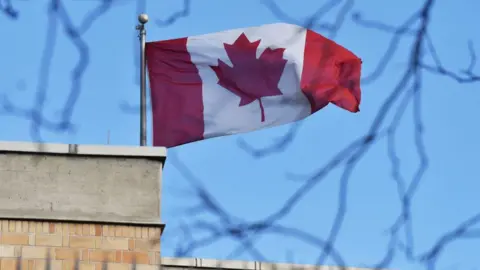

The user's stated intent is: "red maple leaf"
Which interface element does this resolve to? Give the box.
[210,33,287,122]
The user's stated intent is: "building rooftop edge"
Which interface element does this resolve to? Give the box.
[0,141,167,159]
[0,215,165,230]
[161,257,380,270]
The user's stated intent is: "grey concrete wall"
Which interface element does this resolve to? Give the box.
[0,141,166,225]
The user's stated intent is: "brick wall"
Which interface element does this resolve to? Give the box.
[0,219,162,270]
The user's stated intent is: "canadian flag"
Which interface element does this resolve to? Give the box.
[146,23,362,148]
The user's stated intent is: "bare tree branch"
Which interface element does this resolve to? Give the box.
[155,0,191,27]
[172,0,479,269]
[1,0,118,140]
[0,0,18,19]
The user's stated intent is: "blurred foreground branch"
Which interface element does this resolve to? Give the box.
[172,0,480,269]
[2,0,479,269]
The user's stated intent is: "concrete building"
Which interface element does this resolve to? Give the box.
[0,141,368,270]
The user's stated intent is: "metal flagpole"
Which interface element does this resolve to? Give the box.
[137,13,148,146]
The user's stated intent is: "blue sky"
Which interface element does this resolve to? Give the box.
[1,1,479,269]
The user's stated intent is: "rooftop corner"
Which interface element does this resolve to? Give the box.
[0,141,166,226]
[0,141,167,161]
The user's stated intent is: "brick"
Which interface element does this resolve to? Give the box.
[15,221,22,232]
[22,221,29,233]
[1,258,18,269]
[109,228,115,237]
[82,225,90,236]
[122,251,149,264]
[0,245,16,257]
[14,246,22,257]
[49,223,56,234]
[136,265,157,270]
[149,252,160,265]
[115,250,122,263]
[102,226,109,236]
[28,222,35,233]
[148,252,155,265]
[70,236,96,248]
[134,239,159,252]
[99,238,128,250]
[91,262,103,270]
[135,228,142,238]
[9,221,15,232]
[95,237,103,248]
[150,235,160,246]
[110,226,117,236]
[134,239,148,251]
[22,246,47,259]
[36,234,62,246]
[62,260,75,270]
[122,226,134,238]
[94,225,102,236]
[55,224,62,234]
[141,228,148,239]
[114,227,122,237]
[148,228,158,238]
[103,263,130,270]
[69,224,76,235]
[26,259,35,270]
[78,262,95,270]
[128,239,134,251]
[1,220,8,231]
[34,259,61,270]
[10,259,30,270]
[55,248,78,260]
[82,249,89,261]
[89,250,117,262]
[128,227,137,238]
[42,223,49,233]
[62,235,69,247]
[104,227,110,237]
[1,232,29,245]
[35,223,42,234]
[29,234,35,245]
[90,225,96,236]
[126,226,134,236]
[75,225,82,235]
[62,224,69,236]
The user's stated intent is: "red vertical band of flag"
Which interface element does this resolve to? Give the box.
[146,38,205,148]
[300,30,362,113]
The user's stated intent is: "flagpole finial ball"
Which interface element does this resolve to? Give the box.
[138,14,149,24]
